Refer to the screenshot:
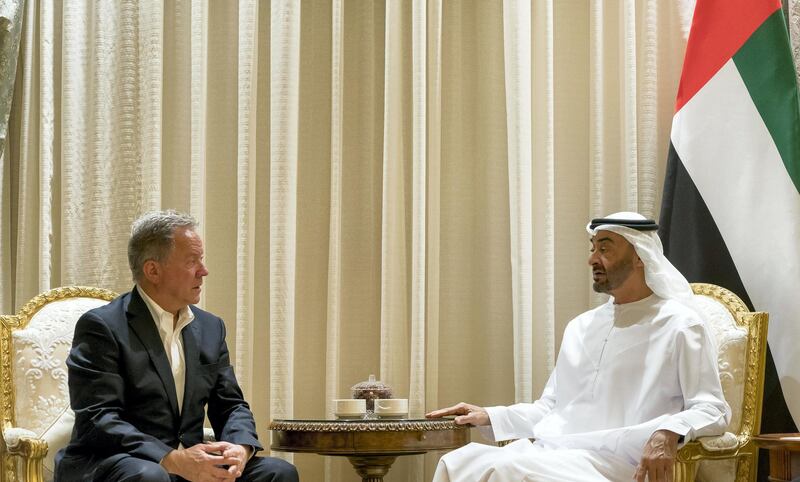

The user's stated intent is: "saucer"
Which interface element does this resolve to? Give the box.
[376,412,407,419]
[335,413,365,420]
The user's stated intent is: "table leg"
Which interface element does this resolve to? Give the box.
[768,447,792,482]
[347,455,397,482]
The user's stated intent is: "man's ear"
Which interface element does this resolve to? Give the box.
[633,253,645,269]
[142,260,161,284]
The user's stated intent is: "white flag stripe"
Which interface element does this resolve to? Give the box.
[672,58,800,424]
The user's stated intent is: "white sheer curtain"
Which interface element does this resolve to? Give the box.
[2,1,690,479]
[0,0,25,316]
[789,0,800,87]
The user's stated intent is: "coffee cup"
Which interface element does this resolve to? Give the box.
[333,399,366,419]
[374,398,408,418]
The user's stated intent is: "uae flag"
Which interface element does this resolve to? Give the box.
[659,0,800,463]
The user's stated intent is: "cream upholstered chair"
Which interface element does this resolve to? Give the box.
[0,286,117,482]
[673,283,768,482]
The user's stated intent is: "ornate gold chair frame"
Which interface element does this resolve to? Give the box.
[673,283,768,482]
[1,286,117,482]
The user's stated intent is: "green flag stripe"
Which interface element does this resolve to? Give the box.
[733,9,800,192]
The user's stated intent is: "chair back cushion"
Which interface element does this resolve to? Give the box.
[692,293,747,432]
[692,293,748,482]
[12,296,111,479]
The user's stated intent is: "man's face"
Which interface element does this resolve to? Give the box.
[156,227,208,311]
[588,230,637,294]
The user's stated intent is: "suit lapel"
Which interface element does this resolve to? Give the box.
[180,317,200,427]
[126,287,180,419]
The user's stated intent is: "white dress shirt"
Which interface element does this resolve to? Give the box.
[136,285,195,414]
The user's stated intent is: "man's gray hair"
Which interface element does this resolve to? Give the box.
[128,210,198,281]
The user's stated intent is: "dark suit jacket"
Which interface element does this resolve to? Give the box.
[55,287,263,481]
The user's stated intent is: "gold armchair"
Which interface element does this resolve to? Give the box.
[0,286,117,482]
[674,283,768,482]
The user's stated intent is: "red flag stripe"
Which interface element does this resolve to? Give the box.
[675,0,780,112]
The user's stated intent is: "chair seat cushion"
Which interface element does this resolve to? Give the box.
[42,407,75,478]
[696,433,740,482]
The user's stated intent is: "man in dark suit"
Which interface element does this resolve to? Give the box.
[55,211,298,482]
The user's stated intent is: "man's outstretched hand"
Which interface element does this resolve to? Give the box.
[425,402,490,426]
[634,429,680,482]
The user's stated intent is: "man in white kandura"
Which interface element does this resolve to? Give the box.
[426,212,731,482]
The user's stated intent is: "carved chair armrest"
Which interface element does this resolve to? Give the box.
[10,436,49,460]
[695,432,742,452]
[4,427,47,458]
[3,427,48,482]
[677,432,749,463]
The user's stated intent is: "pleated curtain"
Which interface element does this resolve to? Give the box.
[0,0,708,480]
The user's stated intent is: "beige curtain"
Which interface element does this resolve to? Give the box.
[1,0,689,480]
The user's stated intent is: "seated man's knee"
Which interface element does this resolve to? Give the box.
[483,453,534,480]
[100,456,170,482]
[132,462,171,482]
[243,456,298,482]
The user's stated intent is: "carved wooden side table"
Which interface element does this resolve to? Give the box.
[269,419,469,482]
[754,434,800,481]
